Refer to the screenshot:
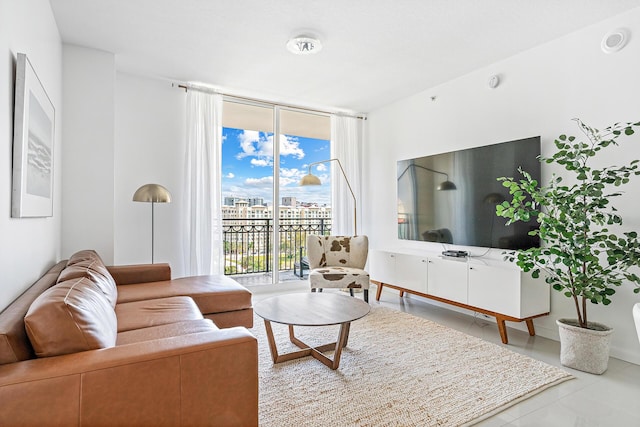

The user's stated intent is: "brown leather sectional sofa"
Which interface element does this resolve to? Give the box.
[0,250,258,426]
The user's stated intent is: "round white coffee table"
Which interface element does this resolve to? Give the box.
[254,292,370,370]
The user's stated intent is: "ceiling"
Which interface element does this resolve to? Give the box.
[49,0,640,113]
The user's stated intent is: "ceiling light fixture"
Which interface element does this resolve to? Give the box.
[286,36,322,55]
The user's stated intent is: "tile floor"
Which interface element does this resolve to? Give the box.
[250,282,640,426]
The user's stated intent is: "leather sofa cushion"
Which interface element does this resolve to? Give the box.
[116,319,219,346]
[0,261,66,364]
[57,259,118,307]
[66,249,104,266]
[117,275,252,315]
[115,296,203,332]
[24,278,118,357]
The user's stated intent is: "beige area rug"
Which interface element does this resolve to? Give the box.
[250,305,572,427]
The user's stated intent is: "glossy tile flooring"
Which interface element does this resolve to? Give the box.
[250,282,640,426]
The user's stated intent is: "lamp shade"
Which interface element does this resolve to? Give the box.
[437,180,457,191]
[132,184,172,203]
[299,174,322,186]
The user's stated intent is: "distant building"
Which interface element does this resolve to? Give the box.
[222,200,331,221]
[282,197,296,207]
[247,197,265,207]
[224,196,265,207]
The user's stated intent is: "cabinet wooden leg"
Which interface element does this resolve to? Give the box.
[496,318,509,344]
[399,290,405,297]
[525,319,536,336]
[375,283,384,301]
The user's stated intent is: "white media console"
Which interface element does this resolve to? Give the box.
[369,250,550,344]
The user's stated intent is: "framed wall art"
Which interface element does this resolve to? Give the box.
[12,53,55,218]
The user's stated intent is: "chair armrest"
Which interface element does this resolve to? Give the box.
[107,263,171,285]
[0,328,258,426]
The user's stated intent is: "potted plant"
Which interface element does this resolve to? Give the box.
[496,119,640,374]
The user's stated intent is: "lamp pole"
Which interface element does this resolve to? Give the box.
[133,184,172,264]
[151,201,155,263]
[304,158,357,236]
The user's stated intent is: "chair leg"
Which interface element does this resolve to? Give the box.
[364,290,369,303]
[318,288,323,293]
[349,289,354,297]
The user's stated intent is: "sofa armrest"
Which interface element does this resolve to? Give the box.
[0,328,258,426]
[107,263,171,285]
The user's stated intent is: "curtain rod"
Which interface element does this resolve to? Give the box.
[173,83,367,120]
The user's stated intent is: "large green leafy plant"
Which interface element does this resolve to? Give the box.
[496,119,640,329]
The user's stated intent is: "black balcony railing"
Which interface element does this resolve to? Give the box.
[222,218,331,275]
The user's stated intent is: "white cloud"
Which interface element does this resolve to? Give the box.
[280,167,301,178]
[280,135,305,159]
[235,131,305,160]
[251,158,271,167]
[226,172,235,178]
[236,130,260,159]
[279,176,299,187]
[315,163,327,172]
[245,176,273,186]
[315,173,330,184]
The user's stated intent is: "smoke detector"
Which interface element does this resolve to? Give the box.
[601,28,630,54]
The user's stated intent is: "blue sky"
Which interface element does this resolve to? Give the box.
[222,127,332,206]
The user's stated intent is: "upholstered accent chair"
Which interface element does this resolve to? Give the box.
[306,235,369,303]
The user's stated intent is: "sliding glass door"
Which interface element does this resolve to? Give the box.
[221,100,330,286]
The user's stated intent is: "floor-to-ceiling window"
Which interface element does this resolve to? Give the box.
[221,100,331,285]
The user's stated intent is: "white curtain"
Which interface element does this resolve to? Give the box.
[330,114,362,236]
[183,90,224,275]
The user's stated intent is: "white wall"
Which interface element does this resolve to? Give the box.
[114,73,186,275]
[0,0,62,311]
[61,45,115,263]
[365,8,640,364]
[58,49,187,275]
[59,51,186,272]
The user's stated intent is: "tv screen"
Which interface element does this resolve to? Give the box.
[397,137,541,250]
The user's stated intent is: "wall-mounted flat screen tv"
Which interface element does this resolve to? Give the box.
[397,136,541,250]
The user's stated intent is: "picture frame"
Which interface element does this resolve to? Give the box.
[12,53,55,218]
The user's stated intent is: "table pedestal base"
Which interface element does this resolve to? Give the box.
[263,320,351,370]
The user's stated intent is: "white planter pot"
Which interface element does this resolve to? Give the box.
[557,319,613,375]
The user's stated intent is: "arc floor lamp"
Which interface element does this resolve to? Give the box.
[300,158,358,235]
[133,183,172,263]
[397,163,457,191]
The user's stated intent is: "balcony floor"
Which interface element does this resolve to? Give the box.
[230,270,306,286]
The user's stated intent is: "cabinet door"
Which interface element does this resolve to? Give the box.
[467,264,520,318]
[427,257,468,304]
[369,251,396,285]
[395,254,428,293]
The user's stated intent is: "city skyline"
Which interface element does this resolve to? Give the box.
[222,127,332,206]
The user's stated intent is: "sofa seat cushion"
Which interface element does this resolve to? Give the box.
[24,278,118,357]
[116,275,252,316]
[115,296,203,332]
[116,319,219,346]
[309,266,370,290]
